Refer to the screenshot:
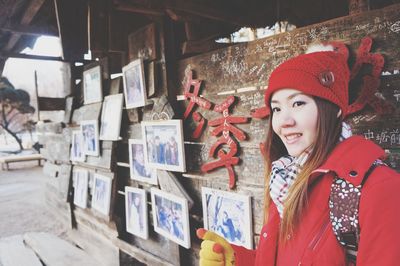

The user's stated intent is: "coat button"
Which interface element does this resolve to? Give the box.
[263,232,268,238]
[349,170,358,177]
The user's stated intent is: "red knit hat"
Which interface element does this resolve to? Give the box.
[264,51,350,117]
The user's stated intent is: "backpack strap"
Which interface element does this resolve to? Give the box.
[328,159,385,263]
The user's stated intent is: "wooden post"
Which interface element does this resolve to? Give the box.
[349,0,369,15]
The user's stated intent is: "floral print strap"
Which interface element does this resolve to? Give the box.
[328,160,385,262]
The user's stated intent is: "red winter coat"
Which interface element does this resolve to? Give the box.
[232,136,400,266]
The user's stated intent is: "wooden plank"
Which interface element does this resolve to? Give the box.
[4,0,47,51]
[38,97,66,111]
[0,52,64,61]
[1,24,58,37]
[0,235,42,266]
[24,232,100,266]
[128,23,158,61]
[54,0,88,61]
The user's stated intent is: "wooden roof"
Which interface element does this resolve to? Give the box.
[0,0,398,74]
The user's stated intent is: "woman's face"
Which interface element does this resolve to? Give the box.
[270,88,318,157]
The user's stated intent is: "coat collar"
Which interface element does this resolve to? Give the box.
[311,136,385,186]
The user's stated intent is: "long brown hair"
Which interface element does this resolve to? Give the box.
[263,97,342,241]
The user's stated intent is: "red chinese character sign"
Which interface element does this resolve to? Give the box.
[182,70,249,189]
[201,96,248,189]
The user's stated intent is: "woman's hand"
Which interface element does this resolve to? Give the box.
[197,228,235,266]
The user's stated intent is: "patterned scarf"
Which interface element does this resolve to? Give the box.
[269,122,352,218]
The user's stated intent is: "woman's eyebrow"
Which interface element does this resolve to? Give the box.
[271,92,305,103]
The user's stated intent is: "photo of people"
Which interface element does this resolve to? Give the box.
[201,187,253,249]
[70,130,85,162]
[92,173,112,215]
[122,59,146,108]
[83,65,103,104]
[129,139,157,185]
[73,168,88,209]
[151,188,190,249]
[125,187,148,239]
[100,94,123,141]
[142,120,186,172]
[81,120,99,156]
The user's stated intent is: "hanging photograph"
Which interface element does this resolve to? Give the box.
[151,188,190,249]
[73,168,89,209]
[125,187,148,239]
[129,139,158,185]
[70,130,85,162]
[99,93,124,141]
[92,173,112,216]
[201,187,253,249]
[122,59,146,109]
[142,120,186,172]
[80,120,100,156]
[83,64,103,104]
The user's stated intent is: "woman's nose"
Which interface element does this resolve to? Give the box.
[278,111,295,128]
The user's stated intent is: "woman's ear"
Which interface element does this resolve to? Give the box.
[337,109,342,118]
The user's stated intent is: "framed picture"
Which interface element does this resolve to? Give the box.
[70,130,85,162]
[129,139,158,185]
[142,120,186,172]
[125,187,148,239]
[201,187,253,249]
[83,64,103,104]
[100,94,124,140]
[151,188,190,249]
[92,173,112,216]
[81,120,100,156]
[122,59,146,109]
[73,168,88,209]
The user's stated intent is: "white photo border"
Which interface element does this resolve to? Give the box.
[122,59,146,109]
[70,130,86,162]
[201,187,253,249]
[150,188,191,249]
[100,93,124,141]
[83,64,103,104]
[73,167,89,209]
[80,120,100,157]
[129,139,158,185]
[92,173,112,216]
[142,120,186,172]
[125,186,149,239]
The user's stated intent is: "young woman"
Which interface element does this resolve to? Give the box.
[197,50,400,265]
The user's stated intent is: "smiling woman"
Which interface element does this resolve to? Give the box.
[197,47,400,266]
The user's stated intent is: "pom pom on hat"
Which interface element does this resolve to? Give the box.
[264,47,350,117]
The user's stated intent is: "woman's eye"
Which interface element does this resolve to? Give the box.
[293,101,306,107]
[271,107,280,113]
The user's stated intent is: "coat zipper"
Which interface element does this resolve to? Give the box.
[308,219,330,251]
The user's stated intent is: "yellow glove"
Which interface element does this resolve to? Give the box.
[197,228,235,266]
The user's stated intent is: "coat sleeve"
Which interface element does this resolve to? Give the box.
[231,244,256,266]
[357,167,400,265]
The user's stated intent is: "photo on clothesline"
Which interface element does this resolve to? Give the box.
[73,168,89,209]
[151,188,190,249]
[83,64,103,104]
[129,139,158,185]
[70,130,85,162]
[125,186,148,239]
[142,120,186,172]
[202,187,253,249]
[100,93,123,141]
[122,59,146,109]
[92,173,112,216]
[81,120,100,157]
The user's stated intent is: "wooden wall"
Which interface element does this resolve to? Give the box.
[175,4,400,264]
[42,3,400,266]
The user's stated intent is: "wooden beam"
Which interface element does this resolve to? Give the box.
[113,0,252,26]
[112,1,164,16]
[0,52,64,62]
[1,24,58,37]
[4,0,47,52]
